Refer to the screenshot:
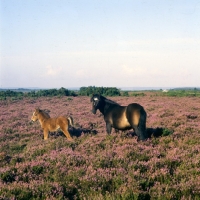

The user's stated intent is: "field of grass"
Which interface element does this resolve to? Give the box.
[0,93,200,199]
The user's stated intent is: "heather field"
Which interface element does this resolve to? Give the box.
[0,93,200,200]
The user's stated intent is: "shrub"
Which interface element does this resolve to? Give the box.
[162,128,173,136]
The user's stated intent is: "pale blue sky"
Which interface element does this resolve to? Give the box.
[1,0,200,88]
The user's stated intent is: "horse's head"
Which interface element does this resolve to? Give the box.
[31,108,40,121]
[90,94,101,114]
[31,108,50,122]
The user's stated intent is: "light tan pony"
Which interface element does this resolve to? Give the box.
[31,108,73,141]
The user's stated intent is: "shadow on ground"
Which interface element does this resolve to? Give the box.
[147,127,166,138]
[50,126,98,138]
[115,127,170,139]
[70,127,98,137]
[50,126,171,139]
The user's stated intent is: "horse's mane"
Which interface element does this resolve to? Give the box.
[101,95,120,105]
[39,109,51,118]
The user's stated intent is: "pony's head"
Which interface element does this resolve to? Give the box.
[31,108,50,121]
[90,94,101,114]
[31,108,41,122]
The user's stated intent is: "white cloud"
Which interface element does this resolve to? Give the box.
[46,65,63,77]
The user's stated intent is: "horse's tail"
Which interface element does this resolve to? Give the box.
[67,116,74,127]
[138,107,147,140]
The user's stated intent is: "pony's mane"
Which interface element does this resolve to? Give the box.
[101,95,120,105]
[39,109,51,118]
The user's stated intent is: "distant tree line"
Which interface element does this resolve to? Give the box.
[79,86,121,96]
[26,87,77,97]
[1,87,200,100]
[0,90,24,99]
[161,89,200,97]
[0,86,122,99]
[0,87,77,99]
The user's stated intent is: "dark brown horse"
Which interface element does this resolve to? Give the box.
[90,94,147,141]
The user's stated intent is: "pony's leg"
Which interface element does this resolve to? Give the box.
[62,128,73,141]
[106,123,112,134]
[137,109,147,141]
[129,115,147,141]
[134,126,147,141]
[43,129,49,140]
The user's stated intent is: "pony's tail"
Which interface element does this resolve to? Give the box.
[67,116,74,127]
[138,108,147,140]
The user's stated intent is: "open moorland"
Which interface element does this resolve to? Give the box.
[0,93,200,199]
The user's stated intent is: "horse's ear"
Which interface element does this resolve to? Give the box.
[90,94,92,102]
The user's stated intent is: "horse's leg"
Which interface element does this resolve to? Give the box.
[127,107,147,141]
[137,111,147,141]
[43,129,49,140]
[61,126,73,141]
[133,127,141,141]
[106,123,112,134]
[134,125,147,141]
